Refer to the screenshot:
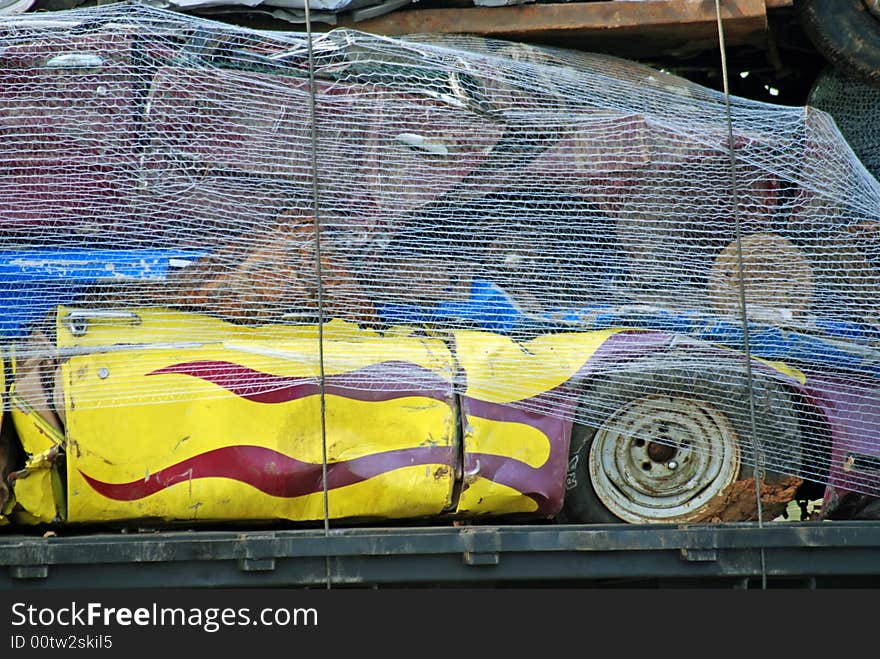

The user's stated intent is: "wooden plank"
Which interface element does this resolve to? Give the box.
[339,0,771,58]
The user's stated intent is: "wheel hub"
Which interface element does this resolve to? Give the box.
[588,394,741,523]
[646,441,676,464]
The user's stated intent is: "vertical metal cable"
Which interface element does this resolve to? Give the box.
[714,0,767,589]
[302,0,333,590]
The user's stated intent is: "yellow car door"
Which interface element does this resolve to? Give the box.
[53,307,458,524]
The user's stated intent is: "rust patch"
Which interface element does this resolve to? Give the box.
[702,475,803,522]
[67,436,81,459]
[342,0,769,58]
[160,212,378,325]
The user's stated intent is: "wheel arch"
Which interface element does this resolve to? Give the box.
[781,384,835,501]
[560,347,822,523]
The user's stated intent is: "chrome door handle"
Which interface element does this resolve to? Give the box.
[63,310,141,337]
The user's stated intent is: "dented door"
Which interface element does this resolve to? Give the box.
[451,329,623,518]
[55,307,458,524]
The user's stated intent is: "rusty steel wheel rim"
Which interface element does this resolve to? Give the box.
[589,394,741,523]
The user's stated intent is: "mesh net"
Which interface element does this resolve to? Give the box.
[808,65,880,184]
[1,2,880,520]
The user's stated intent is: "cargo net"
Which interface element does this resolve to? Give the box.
[2,3,880,513]
[808,65,880,184]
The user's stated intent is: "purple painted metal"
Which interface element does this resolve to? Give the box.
[467,329,880,516]
[0,33,138,234]
[795,372,880,507]
[456,331,671,516]
[461,395,573,516]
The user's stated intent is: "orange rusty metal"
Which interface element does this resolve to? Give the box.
[341,0,772,58]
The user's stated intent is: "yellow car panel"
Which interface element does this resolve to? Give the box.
[9,395,64,458]
[59,311,459,524]
[454,329,623,403]
[456,477,539,515]
[462,415,551,469]
[452,329,615,517]
[56,307,451,376]
[9,447,64,525]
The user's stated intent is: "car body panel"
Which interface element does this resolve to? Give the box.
[453,328,624,403]
[451,329,621,516]
[795,370,880,511]
[49,308,460,523]
[457,396,571,517]
[7,309,634,524]
[7,446,63,525]
[4,305,880,524]
[146,64,504,217]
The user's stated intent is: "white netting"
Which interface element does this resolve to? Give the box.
[2,3,880,517]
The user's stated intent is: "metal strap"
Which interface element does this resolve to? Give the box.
[302,0,332,591]
[714,0,767,589]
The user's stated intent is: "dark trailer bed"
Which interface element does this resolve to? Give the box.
[3,521,880,589]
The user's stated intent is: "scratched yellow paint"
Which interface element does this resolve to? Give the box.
[57,306,367,347]
[62,339,457,523]
[68,465,454,523]
[11,306,811,527]
[452,329,619,516]
[62,349,455,466]
[65,387,454,481]
[4,349,66,524]
[454,415,550,515]
[456,477,539,515]
[56,306,453,379]
[12,470,57,524]
[454,329,622,403]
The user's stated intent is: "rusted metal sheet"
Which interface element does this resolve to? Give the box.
[341,0,771,58]
[701,476,804,523]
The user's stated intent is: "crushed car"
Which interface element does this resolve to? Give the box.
[0,4,879,528]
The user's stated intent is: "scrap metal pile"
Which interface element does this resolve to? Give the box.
[1,3,879,522]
